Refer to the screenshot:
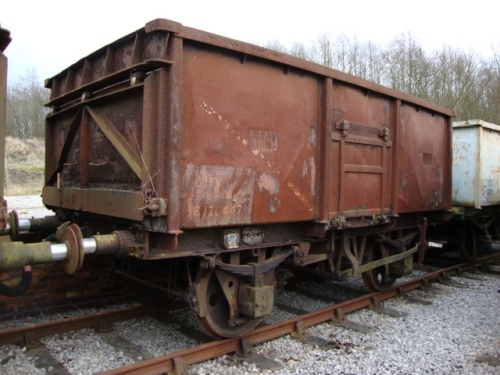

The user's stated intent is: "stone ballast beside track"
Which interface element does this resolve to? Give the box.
[0,263,499,374]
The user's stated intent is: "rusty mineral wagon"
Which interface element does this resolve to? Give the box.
[0,19,454,337]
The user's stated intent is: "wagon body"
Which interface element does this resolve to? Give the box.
[41,19,453,255]
[0,19,456,337]
[452,120,500,209]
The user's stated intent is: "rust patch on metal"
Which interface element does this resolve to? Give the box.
[287,182,314,211]
[309,156,316,197]
[184,164,255,226]
[482,179,494,205]
[258,173,279,195]
[308,126,317,150]
[302,156,317,198]
[258,173,281,213]
[199,100,314,212]
[426,166,444,209]
[400,171,415,193]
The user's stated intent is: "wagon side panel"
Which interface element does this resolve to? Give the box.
[481,126,500,206]
[398,104,452,213]
[329,82,393,219]
[179,43,320,228]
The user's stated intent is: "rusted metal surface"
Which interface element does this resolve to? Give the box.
[330,83,394,219]
[452,120,500,208]
[0,241,52,272]
[42,18,453,238]
[0,305,158,347]
[184,50,319,228]
[42,186,145,221]
[0,197,7,231]
[398,105,452,213]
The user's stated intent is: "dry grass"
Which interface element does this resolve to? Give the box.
[4,136,45,196]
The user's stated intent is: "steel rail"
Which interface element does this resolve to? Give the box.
[100,252,500,375]
[0,304,176,348]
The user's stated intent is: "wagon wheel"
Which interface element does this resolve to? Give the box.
[121,257,177,307]
[458,223,476,262]
[362,242,397,292]
[197,268,262,338]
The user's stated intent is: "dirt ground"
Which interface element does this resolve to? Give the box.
[4,195,54,219]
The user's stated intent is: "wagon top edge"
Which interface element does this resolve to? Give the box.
[45,18,454,117]
[452,119,500,132]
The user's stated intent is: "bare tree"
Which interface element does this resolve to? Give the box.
[345,36,365,77]
[477,45,500,123]
[311,33,335,68]
[364,41,384,84]
[289,41,310,60]
[331,34,350,72]
[6,68,49,139]
[382,33,432,99]
[429,47,482,120]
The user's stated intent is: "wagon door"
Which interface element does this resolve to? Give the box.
[329,82,393,220]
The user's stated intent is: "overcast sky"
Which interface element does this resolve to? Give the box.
[2,0,498,85]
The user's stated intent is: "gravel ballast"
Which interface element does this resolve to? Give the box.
[191,271,500,375]
[0,269,498,374]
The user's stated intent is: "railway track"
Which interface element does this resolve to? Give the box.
[0,251,498,374]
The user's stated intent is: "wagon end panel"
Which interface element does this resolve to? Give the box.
[43,26,178,223]
[397,104,452,213]
[451,125,480,207]
[329,82,393,220]
[480,125,500,206]
[179,43,320,228]
[43,95,145,220]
